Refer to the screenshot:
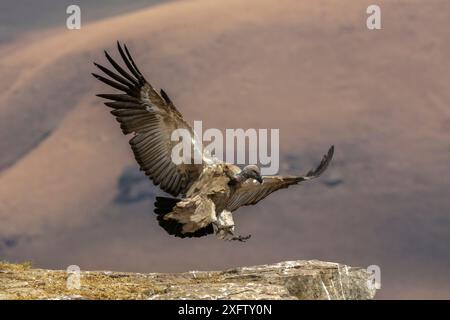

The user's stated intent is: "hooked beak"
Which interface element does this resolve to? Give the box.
[256,175,263,184]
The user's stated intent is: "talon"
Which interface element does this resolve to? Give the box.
[231,234,251,242]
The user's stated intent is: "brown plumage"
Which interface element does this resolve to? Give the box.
[93,42,334,242]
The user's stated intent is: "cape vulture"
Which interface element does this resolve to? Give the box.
[93,42,334,242]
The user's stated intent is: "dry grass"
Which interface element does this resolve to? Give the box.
[0,261,167,299]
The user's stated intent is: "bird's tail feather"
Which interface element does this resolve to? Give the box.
[153,196,214,238]
[154,196,181,215]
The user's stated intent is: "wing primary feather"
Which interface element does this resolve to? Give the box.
[104,101,141,109]
[92,73,130,92]
[104,50,139,86]
[93,63,133,87]
[305,145,334,178]
[111,109,147,117]
[117,41,144,83]
[123,43,145,78]
[96,94,140,103]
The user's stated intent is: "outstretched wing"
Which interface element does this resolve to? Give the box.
[225,146,334,212]
[93,42,211,197]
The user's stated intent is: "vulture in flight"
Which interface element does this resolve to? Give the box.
[92,42,334,242]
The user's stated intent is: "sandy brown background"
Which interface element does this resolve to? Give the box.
[0,0,449,299]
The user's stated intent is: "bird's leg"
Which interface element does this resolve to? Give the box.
[213,210,250,242]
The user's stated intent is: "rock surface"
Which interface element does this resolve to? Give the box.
[0,260,376,300]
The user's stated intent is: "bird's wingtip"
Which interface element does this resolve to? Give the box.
[329,145,335,157]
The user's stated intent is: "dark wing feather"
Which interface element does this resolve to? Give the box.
[93,41,209,196]
[226,146,334,212]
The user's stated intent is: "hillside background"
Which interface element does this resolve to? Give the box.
[0,0,449,299]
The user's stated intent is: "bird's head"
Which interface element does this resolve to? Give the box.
[241,165,263,183]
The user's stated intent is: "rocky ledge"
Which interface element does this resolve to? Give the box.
[0,260,376,300]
